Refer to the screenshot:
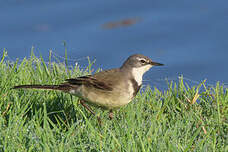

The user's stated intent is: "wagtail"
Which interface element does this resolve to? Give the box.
[13,54,163,122]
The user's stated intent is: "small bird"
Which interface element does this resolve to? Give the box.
[13,54,163,122]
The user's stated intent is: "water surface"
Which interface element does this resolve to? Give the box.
[1,0,227,89]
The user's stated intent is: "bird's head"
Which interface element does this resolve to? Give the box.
[121,54,163,85]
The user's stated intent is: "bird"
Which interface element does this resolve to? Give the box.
[13,54,163,123]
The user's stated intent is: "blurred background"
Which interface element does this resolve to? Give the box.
[0,0,227,89]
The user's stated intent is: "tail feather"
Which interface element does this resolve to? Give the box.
[12,84,72,91]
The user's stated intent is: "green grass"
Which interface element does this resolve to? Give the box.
[0,51,227,151]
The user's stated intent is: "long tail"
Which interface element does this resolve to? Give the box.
[12,84,72,91]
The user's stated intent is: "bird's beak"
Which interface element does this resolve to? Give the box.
[150,61,164,66]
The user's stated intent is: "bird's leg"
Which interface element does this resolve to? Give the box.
[79,100,95,115]
[109,110,114,120]
[79,100,102,124]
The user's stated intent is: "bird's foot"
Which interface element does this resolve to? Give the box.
[109,110,114,120]
[97,116,102,125]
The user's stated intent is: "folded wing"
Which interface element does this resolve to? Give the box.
[65,76,113,91]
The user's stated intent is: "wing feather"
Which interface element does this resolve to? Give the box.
[65,76,113,91]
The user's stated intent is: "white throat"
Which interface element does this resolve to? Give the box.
[131,65,152,86]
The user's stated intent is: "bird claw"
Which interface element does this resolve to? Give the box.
[109,110,114,120]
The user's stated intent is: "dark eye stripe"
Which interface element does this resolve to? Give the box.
[140,59,146,63]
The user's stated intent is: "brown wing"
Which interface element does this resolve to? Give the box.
[65,68,122,91]
[65,76,113,91]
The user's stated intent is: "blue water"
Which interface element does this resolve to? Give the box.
[1,0,228,89]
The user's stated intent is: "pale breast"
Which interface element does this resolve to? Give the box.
[73,84,131,109]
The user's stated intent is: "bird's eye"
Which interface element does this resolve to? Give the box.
[140,60,146,64]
